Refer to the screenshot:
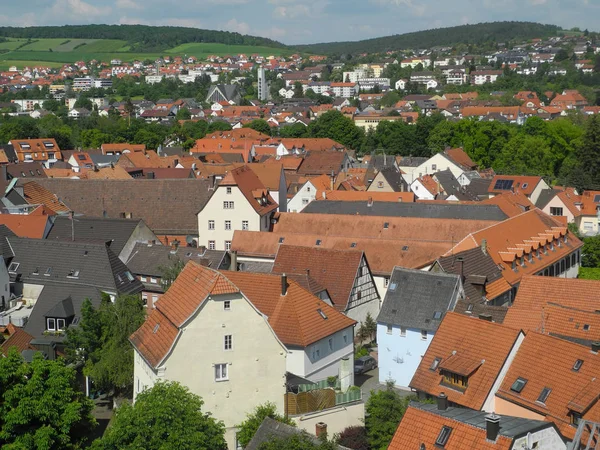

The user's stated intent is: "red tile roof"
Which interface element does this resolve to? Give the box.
[481,192,535,218]
[487,176,544,196]
[0,323,36,356]
[0,213,50,238]
[496,332,600,441]
[409,312,522,410]
[220,165,278,215]
[389,405,513,450]
[444,148,477,170]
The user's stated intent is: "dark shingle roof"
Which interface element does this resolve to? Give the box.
[368,155,396,170]
[0,224,16,259]
[47,216,150,257]
[377,267,461,331]
[534,188,557,209]
[24,283,103,341]
[8,237,143,295]
[31,179,214,235]
[398,156,428,167]
[378,167,405,192]
[126,243,229,278]
[246,417,350,450]
[436,247,503,303]
[302,200,507,221]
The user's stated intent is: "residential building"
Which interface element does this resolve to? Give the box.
[46,216,159,263]
[410,312,524,412]
[197,165,278,251]
[367,167,408,192]
[297,151,352,177]
[389,401,566,450]
[272,245,380,324]
[357,78,390,90]
[488,175,551,204]
[377,268,463,388]
[206,84,241,104]
[130,262,355,449]
[8,139,61,168]
[401,149,473,186]
[471,70,502,85]
[287,174,333,213]
[330,82,359,98]
[245,163,287,212]
[257,67,268,101]
[538,188,600,236]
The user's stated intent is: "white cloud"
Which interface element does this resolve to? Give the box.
[370,0,426,16]
[273,4,311,18]
[224,18,251,34]
[51,0,111,19]
[528,0,547,4]
[115,0,142,10]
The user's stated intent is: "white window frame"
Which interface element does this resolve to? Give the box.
[224,300,231,311]
[57,318,66,331]
[150,277,157,284]
[208,220,215,230]
[242,220,249,230]
[141,276,147,282]
[225,241,232,251]
[225,220,231,231]
[226,187,232,194]
[215,363,228,381]
[208,240,216,250]
[224,334,232,351]
[47,318,56,331]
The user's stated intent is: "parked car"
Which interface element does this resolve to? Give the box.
[354,355,377,374]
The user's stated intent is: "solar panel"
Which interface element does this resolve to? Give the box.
[493,179,514,190]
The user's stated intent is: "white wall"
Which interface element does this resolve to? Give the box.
[510,426,566,450]
[529,182,551,205]
[402,154,464,186]
[0,261,10,309]
[346,256,380,325]
[377,324,433,388]
[373,275,388,306]
[541,196,575,224]
[288,181,318,213]
[292,402,365,438]
[578,215,600,236]
[144,292,288,450]
[410,179,436,200]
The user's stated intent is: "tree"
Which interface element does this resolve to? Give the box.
[94,381,226,450]
[74,96,93,110]
[293,81,304,98]
[159,258,186,292]
[573,115,600,190]
[365,381,413,450]
[257,433,337,450]
[65,294,145,396]
[337,425,369,450]
[0,348,96,449]
[176,107,192,120]
[555,49,570,62]
[582,235,600,268]
[244,119,271,136]
[363,312,377,342]
[236,402,295,448]
[307,110,364,150]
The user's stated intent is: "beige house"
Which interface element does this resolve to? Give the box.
[130,262,355,449]
[197,165,278,251]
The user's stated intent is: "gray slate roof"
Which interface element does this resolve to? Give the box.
[534,188,557,209]
[398,156,428,168]
[246,417,350,450]
[8,237,143,296]
[126,243,229,278]
[302,200,507,221]
[412,402,557,439]
[377,167,406,192]
[24,283,103,341]
[31,178,215,235]
[367,155,396,171]
[377,267,461,331]
[0,224,16,260]
[47,216,150,257]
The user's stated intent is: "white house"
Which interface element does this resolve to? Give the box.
[395,79,407,90]
[130,263,355,449]
[287,174,332,213]
[401,152,468,186]
[376,268,463,389]
[197,165,278,251]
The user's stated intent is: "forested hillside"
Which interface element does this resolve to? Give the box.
[296,22,562,54]
[0,25,286,52]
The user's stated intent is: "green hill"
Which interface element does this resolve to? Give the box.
[295,21,563,55]
[0,24,286,53]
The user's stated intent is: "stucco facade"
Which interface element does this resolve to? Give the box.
[288,180,318,213]
[402,153,465,186]
[133,291,288,449]
[197,185,272,251]
[541,196,576,224]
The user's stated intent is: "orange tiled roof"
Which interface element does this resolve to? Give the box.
[319,191,415,202]
[0,323,36,356]
[496,332,600,441]
[444,148,477,170]
[487,175,543,196]
[481,191,535,217]
[101,143,146,153]
[409,312,522,410]
[9,138,62,162]
[579,190,600,215]
[448,209,582,286]
[389,404,513,450]
[21,181,70,214]
[220,165,278,215]
[0,213,50,239]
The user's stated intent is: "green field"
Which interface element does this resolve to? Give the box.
[0,36,290,69]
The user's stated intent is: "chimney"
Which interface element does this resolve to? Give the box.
[592,342,600,353]
[479,313,493,322]
[315,422,327,439]
[330,170,335,191]
[367,196,373,207]
[485,413,500,442]
[437,393,449,411]
[456,257,464,282]
[481,239,488,255]
[229,250,238,271]
[198,245,206,255]
[281,273,288,296]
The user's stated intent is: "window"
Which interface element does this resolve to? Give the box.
[328,338,333,351]
[57,318,66,331]
[302,198,309,205]
[442,371,469,389]
[224,300,231,311]
[386,325,392,334]
[225,220,231,230]
[400,327,406,337]
[215,363,228,381]
[384,278,389,288]
[150,277,158,284]
[511,377,527,393]
[377,181,384,188]
[435,426,452,446]
[208,220,215,230]
[68,269,80,278]
[430,357,441,371]
[226,187,232,194]
[421,330,427,340]
[571,411,582,426]
[278,237,285,244]
[537,387,551,404]
[225,241,232,251]
[141,276,147,282]
[224,335,232,350]
[223,201,234,209]
[47,318,56,331]
[383,222,389,229]
[45,267,52,276]
[32,267,39,275]
[306,186,311,192]
[583,324,590,331]
[8,262,19,273]
[125,271,135,282]
[242,220,249,230]
[208,241,216,250]
[312,348,321,360]
[316,239,322,246]
[343,333,348,344]
[433,311,442,320]
[431,164,437,171]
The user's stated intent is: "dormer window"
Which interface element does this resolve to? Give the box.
[441,370,469,390]
[67,269,80,278]
[571,411,582,426]
[46,318,66,332]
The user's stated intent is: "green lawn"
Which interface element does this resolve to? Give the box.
[0,60,65,70]
[75,39,128,52]
[0,38,29,51]
[167,42,291,57]
[17,38,72,51]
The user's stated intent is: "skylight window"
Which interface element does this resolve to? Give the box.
[8,262,19,273]
[389,282,398,291]
[350,242,357,248]
[125,271,135,282]
[32,267,39,275]
[153,323,160,334]
[383,222,389,229]
[68,269,80,278]
[573,359,583,372]
[510,377,527,393]
[317,309,328,320]
[433,311,443,320]
[278,237,285,244]
[45,267,52,276]
[583,324,590,331]
[430,357,441,371]
[537,387,551,404]
[435,426,452,446]
[316,239,322,246]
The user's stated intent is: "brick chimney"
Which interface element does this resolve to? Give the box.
[315,422,327,439]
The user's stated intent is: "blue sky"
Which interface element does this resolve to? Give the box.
[0,0,597,45]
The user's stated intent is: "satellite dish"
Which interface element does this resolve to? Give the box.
[186,235,197,246]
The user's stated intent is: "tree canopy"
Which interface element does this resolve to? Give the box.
[236,402,295,448]
[0,348,96,449]
[93,381,226,450]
